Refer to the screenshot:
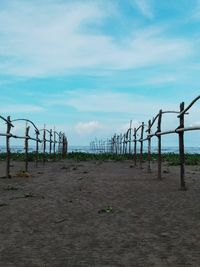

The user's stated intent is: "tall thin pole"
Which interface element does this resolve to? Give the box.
[147,120,151,172]
[43,125,46,165]
[157,110,162,179]
[6,116,12,178]
[140,122,144,169]
[134,128,137,166]
[179,102,186,190]
[129,120,132,155]
[25,123,30,172]
[35,130,39,167]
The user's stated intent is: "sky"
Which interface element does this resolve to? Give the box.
[0,0,200,147]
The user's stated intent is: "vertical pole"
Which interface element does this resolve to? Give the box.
[122,135,125,155]
[49,129,52,158]
[157,110,162,179]
[6,116,12,178]
[134,128,137,166]
[43,126,46,165]
[129,120,132,155]
[35,130,39,167]
[66,137,68,155]
[140,123,144,169]
[53,128,56,161]
[25,124,30,172]
[120,134,122,155]
[147,120,151,172]
[179,102,186,190]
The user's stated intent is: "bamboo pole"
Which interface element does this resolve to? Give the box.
[49,129,52,157]
[6,116,12,178]
[25,123,30,172]
[157,110,162,179]
[43,125,46,165]
[35,130,39,167]
[140,123,144,169]
[134,128,137,166]
[179,102,186,190]
[129,120,132,155]
[147,120,151,172]
[53,128,56,161]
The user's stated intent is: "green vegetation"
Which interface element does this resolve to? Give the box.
[66,152,200,166]
[0,152,200,165]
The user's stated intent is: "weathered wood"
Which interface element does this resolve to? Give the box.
[43,126,46,165]
[179,102,186,190]
[35,130,39,167]
[25,124,30,172]
[49,129,52,157]
[140,122,144,169]
[133,128,137,166]
[157,110,162,179]
[129,120,132,155]
[53,130,56,161]
[6,116,12,178]
[147,120,151,172]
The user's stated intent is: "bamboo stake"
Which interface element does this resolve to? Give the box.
[147,120,151,172]
[43,125,46,165]
[129,120,132,154]
[25,123,30,172]
[49,129,52,157]
[140,122,144,169]
[6,116,12,178]
[134,128,137,166]
[53,127,56,161]
[35,130,39,167]
[157,110,162,179]
[179,102,186,190]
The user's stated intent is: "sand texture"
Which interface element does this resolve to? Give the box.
[0,159,200,267]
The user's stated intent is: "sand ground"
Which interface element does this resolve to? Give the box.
[0,159,200,267]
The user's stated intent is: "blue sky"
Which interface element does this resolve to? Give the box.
[0,0,200,146]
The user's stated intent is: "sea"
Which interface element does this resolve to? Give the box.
[0,145,199,154]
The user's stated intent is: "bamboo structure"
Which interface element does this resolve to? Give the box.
[0,116,67,177]
[90,95,200,190]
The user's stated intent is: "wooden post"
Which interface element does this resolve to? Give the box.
[59,132,62,159]
[122,134,125,155]
[43,126,46,165]
[66,137,68,154]
[53,130,56,161]
[134,128,137,166]
[179,102,186,190]
[25,124,30,172]
[157,110,162,179]
[129,120,132,155]
[157,111,162,179]
[6,116,12,178]
[140,122,144,169]
[120,134,122,155]
[147,120,151,172]
[35,130,39,167]
[49,129,52,157]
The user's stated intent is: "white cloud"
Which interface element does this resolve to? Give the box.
[0,1,192,77]
[64,90,178,115]
[134,0,154,18]
[0,104,44,114]
[74,121,102,135]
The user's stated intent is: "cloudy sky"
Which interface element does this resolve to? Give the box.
[0,0,200,146]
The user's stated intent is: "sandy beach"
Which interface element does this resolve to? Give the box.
[0,159,200,267]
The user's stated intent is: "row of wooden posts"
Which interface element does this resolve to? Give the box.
[90,95,200,190]
[0,116,68,178]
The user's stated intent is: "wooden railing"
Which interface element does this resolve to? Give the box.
[90,95,200,190]
[0,116,68,178]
